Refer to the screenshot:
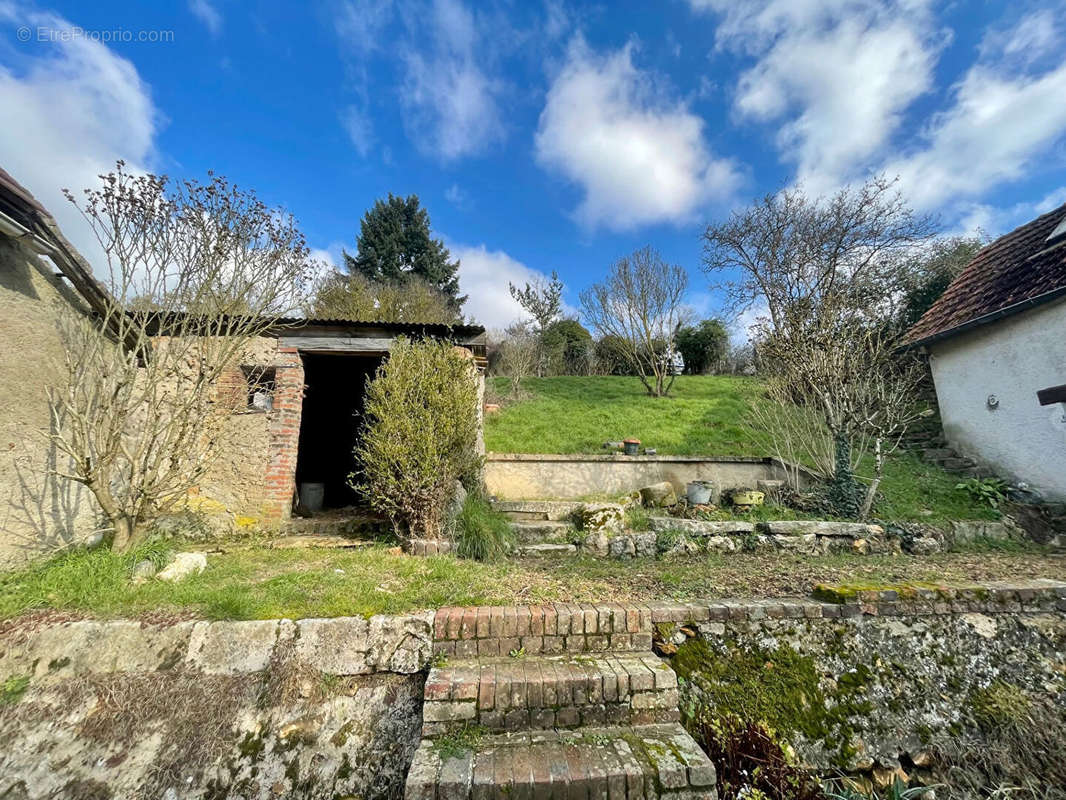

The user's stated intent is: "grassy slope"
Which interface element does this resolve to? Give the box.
[486,375,765,456]
[0,542,1056,622]
[485,375,998,522]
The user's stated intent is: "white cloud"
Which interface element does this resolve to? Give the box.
[954,186,1066,239]
[883,12,1066,212]
[399,0,505,160]
[0,4,158,266]
[535,38,741,231]
[333,0,506,161]
[444,183,469,209]
[694,0,941,196]
[340,105,374,157]
[188,0,223,37]
[450,242,557,329]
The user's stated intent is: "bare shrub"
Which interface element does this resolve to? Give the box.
[496,321,540,398]
[48,164,315,551]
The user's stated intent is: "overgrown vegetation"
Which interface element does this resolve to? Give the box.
[454,494,515,561]
[674,637,872,766]
[1,545,1058,622]
[484,376,1000,522]
[930,682,1066,798]
[955,477,1009,509]
[688,716,826,800]
[354,337,481,542]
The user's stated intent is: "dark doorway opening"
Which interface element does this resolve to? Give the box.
[295,352,383,510]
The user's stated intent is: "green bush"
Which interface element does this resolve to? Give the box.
[354,337,482,541]
[454,494,515,561]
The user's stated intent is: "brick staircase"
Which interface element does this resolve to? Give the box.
[405,605,718,800]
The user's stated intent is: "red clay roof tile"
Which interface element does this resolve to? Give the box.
[903,202,1066,346]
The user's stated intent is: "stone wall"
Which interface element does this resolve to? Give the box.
[3,584,1063,798]
[0,612,433,800]
[485,454,804,500]
[0,238,101,567]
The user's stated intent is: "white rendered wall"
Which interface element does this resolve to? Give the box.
[928,297,1066,501]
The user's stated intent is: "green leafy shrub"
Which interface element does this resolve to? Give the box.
[354,338,482,542]
[454,494,515,561]
[955,477,1009,509]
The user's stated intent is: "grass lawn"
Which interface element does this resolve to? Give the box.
[1,541,1060,623]
[485,375,999,523]
[486,375,765,456]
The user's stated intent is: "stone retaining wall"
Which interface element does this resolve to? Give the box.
[485,453,806,500]
[2,581,1064,798]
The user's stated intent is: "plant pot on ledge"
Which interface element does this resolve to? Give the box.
[623,438,641,456]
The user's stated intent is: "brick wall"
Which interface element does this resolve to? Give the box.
[262,346,304,520]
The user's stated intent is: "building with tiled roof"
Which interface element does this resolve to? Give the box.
[904,203,1066,501]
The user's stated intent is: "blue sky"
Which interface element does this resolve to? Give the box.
[2,0,1066,331]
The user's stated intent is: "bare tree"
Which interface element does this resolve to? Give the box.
[509,270,564,376]
[707,179,937,518]
[496,321,540,398]
[48,164,315,551]
[702,176,937,333]
[580,247,688,397]
[757,307,927,517]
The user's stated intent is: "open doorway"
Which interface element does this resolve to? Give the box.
[294,352,384,510]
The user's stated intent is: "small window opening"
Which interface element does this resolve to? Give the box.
[243,366,276,411]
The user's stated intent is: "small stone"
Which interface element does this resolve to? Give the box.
[634,532,657,558]
[909,536,942,555]
[131,560,156,585]
[852,538,870,556]
[156,552,207,582]
[581,503,625,533]
[608,536,635,559]
[704,536,737,553]
[639,482,677,508]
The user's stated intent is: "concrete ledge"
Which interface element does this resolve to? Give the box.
[485,453,808,500]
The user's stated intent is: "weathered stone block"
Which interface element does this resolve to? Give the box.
[186,620,281,674]
[294,617,370,674]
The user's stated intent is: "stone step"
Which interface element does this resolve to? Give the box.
[942,457,977,472]
[518,543,578,557]
[405,724,717,800]
[493,500,584,522]
[422,653,679,737]
[922,447,955,461]
[509,520,575,543]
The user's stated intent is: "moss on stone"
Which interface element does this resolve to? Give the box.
[969,681,1032,731]
[811,580,955,603]
[0,675,30,706]
[672,637,872,766]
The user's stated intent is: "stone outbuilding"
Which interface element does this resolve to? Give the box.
[0,165,486,564]
[197,318,486,526]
